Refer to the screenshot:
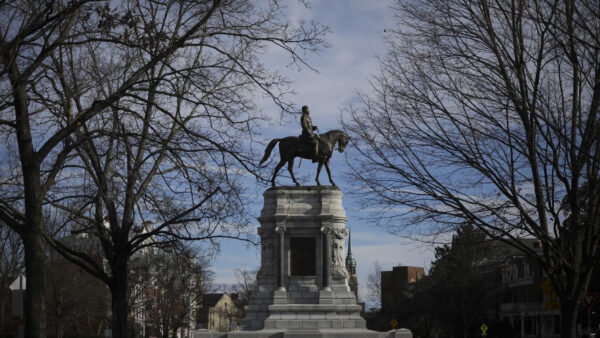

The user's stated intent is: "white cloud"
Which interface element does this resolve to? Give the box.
[211,1,439,307]
[255,0,393,129]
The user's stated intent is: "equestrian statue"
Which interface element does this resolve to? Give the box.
[259,105,350,187]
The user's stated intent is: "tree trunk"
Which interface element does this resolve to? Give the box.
[0,291,6,328]
[560,299,578,338]
[23,230,46,338]
[12,62,47,338]
[110,258,129,338]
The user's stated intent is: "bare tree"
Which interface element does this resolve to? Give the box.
[0,3,96,335]
[46,247,110,337]
[343,1,600,337]
[0,0,326,336]
[427,225,489,338]
[366,260,382,309]
[130,246,207,338]
[230,267,257,318]
[26,1,327,336]
[0,1,256,335]
[0,222,24,331]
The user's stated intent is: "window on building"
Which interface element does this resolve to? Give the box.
[517,261,525,279]
[524,316,537,336]
[290,237,316,276]
[542,316,554,335]
[503,266,514,282]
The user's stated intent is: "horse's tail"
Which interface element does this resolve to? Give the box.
[260,139,281,165]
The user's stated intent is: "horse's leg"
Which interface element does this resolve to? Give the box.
[325,159,336,187]
[271,159,286,187]
[287,158,300,186]
[316,161,323,186]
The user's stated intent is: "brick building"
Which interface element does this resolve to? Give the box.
[381,266,425,312]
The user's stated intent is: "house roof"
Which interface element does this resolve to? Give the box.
[202,293,228,307]
[475,238,544,267]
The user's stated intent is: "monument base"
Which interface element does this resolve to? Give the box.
[205,186,413,338]
[193,328,413,338]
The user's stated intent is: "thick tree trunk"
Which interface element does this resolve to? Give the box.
[110,258,129,338]
[560,299,578,338]
[12,62,47,338]
[0,290,6,327]
[23,230,46,338]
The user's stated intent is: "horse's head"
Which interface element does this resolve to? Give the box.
[337,132,350,153]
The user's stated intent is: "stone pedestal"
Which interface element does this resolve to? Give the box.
[243,186,364,331]
[195,186,412,338]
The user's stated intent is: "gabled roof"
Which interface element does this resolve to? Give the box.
[202,293,228,307]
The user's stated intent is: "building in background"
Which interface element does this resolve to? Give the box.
[374,235,598,337]
[199,293,240,331]
[345,230,358,300]
[380,265,425,313]
[129,221,204,338]
[46,231,110,337]
[480,239,561,338]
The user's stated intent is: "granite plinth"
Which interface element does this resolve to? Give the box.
[244,186,362,332]
[202,186,412,338]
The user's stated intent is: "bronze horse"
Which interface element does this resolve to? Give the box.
[259,130,350,187]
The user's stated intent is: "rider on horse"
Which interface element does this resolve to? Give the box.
[259,104,348,186]
[300,105,319,162]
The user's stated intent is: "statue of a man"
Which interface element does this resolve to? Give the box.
[300,105,319,162]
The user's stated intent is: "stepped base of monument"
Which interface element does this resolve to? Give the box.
[193,328,412,338]
[261,304,365,330]
[241,284,364,330]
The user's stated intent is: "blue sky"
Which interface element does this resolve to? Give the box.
[211,0,438,306]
